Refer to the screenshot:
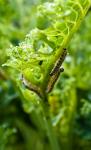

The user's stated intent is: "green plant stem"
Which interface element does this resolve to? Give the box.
[41,94,61,150]
[60,88,77,150]
[66,88,77,150]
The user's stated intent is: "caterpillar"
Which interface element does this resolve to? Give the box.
[46,67,64,93]
[50,48,67,76]
[22,74,43,98]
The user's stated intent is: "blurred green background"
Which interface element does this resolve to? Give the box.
[0,0,91,150]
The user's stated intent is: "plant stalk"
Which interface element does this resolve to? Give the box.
[41,94,61,150]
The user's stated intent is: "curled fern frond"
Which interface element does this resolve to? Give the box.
[4,0,91,98]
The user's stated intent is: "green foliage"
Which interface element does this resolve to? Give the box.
[0,0,91,150]
[49,7,91,149]
[0,124,16,150]
[0,0,40,65]
[5,0,90,98]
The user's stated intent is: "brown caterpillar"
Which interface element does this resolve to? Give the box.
[50,48,67,76]
[46,67,64,93]
[22,74,43,98]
